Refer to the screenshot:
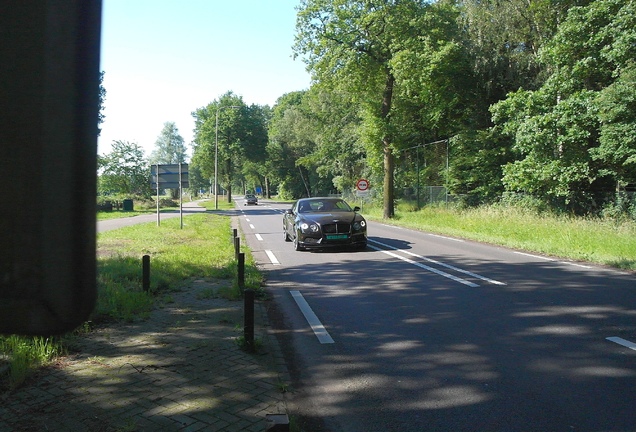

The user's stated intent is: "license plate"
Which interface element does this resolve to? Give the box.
[326,234,348,240]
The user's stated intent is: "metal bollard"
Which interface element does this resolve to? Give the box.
[244,288,254,353]
[234,236,240,261]
[233,228,237,238]
[142,255,150,292]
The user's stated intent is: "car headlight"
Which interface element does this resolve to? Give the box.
[353,220,367,231]
[300,223,319,233]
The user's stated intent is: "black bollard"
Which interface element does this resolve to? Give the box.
[238,252,245,290]
[233,228,237,238]
[142,255,150,292]
[244,288,255,353]
[234,236,240,261]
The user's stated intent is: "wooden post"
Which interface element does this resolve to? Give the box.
[142,255,150,292]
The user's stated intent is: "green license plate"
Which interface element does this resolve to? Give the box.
[326,234,348,240]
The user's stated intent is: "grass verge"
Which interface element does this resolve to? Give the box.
[96,212,263,321]
[1,209,262,391]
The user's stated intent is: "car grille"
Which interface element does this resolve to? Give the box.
[322,223,351,234]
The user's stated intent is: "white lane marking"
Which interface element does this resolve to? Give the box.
[515,252,593,269]
[245,217,250,222]
[368,244,479,287]
[290,290,334,344]
[428,233,464,242]
[514,251,554,261]
[249,224,255,229]
[370,239,506,286]
[607,337,636,351]
[265,250,280,265]
[562,262,592,269]
[255,233,263,241]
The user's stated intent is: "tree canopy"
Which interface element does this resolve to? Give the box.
[100,0,636,218]
[149,121,187,165]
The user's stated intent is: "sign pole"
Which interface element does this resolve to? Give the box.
[156,164,160,226]
[179,162,183,229]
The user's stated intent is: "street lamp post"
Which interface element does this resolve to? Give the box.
[214,105,240,210]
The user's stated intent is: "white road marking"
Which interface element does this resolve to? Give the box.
[370,239,506,285]
[607,337,636,351]
[428,233,465,242]
[265,250,280,265]
[514,251,554,261]
[245,217,250,222]
[562,262,592,269]
[255,233,263,241]
[515,252,593,269]
[249,224,255,229]
[368,244,479,287]
[290,290,335,344]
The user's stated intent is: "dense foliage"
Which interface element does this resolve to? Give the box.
[103,0,635,219]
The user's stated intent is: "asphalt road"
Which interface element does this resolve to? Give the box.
[236,197,636,432]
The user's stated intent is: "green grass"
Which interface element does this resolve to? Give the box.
[96,212,263,320]
[198,198,237,211]
[97,209,152,221]
[2,209,263,391]
[0,335,65,390]
[364,202,636,271]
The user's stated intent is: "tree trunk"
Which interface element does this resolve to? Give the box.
[381,72,395,219]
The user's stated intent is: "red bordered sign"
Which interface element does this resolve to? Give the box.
[356,178,369,191]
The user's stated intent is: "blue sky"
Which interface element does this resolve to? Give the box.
[98,0,311,157]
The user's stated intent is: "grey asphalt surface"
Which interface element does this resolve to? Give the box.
[238,201,636,432]
[1,200,291,431]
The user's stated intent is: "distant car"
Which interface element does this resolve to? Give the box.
[283,197,367,251]
[244,194,258,205]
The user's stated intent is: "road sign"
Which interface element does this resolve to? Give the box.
[151,163,189,189]
[356,178,369,191]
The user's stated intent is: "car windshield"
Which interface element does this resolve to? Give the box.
[297,199,351,213]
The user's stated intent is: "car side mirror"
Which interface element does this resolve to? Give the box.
[353,206,361,212]
[285,209,293,215]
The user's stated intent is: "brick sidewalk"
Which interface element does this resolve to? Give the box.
[0,279,290,432]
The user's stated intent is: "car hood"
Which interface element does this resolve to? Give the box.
[301,212,359,224]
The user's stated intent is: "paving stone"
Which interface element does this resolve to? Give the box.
[1,279,290,431]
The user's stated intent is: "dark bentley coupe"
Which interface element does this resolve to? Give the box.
[283,197,367,251]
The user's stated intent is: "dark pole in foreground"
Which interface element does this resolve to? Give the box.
[244,288,255,353]
[238,252,245,290]
[142,255,150,292]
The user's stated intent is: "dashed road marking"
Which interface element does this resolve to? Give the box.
[607,336,636,351]
[290,290,334,344]
[255,233,263,241]
[265,250,280,265]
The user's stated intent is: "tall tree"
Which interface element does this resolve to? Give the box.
[191,91,268,203]
[295,0,469,217]
[98,140,151,197]
[98,71,106,136]
[149,121,187,164]
[491,0,635,213]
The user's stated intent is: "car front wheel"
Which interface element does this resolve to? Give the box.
[293,233,304,251]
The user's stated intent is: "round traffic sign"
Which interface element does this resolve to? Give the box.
[356,178,369,191]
